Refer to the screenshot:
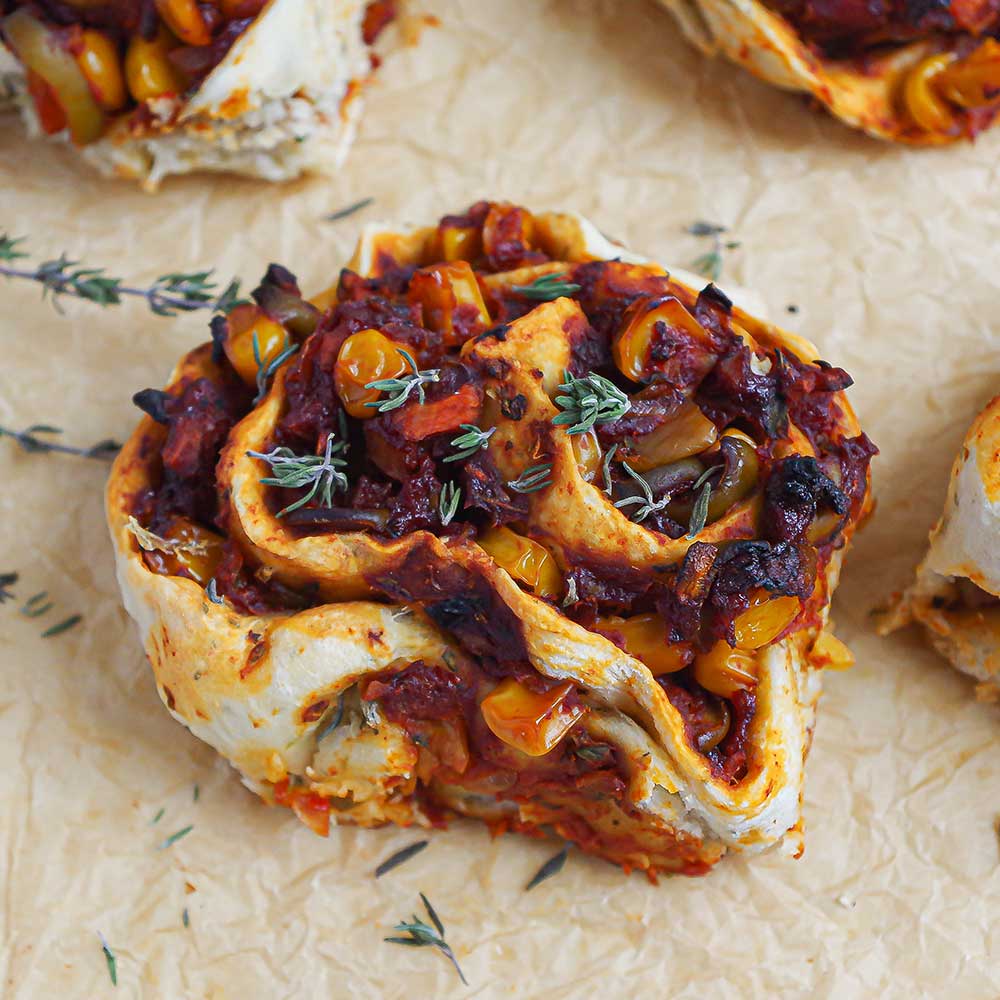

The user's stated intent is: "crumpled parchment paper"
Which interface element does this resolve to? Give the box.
[1,1,999,997]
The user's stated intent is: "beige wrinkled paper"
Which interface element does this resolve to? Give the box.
[1,2,998,996]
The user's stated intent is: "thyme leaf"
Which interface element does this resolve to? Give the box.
[443,423,495,462]
[248,432,349,517]
[0,235,243,316]
[613,462,671,524]
[364,349,440,412]
[0,572,17,603]
[601,443,618,495]
[205,578,224,604]
[552,371,630,435]
[438,481,462,525]
[20,591,53,618]
[253,330,299,404]
[687,481,713,538]
[151,807,165,825]
[525,844,569,890]
[182,908,190,928]
[97,932,117,987]
[325,196,374,222]
[159,825,194,850]
[40,613,82,638]
[511,272,581,301]
[315,692,346,743]
[385,893,467,985]
[0,423,120,461]
[507,462,553,494]
[374,840,430,878]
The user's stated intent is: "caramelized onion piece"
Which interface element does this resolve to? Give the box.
[625,401,718,472]
[903,53,956,133]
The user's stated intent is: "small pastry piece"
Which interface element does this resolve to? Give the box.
[880,396,1000,695]
[653,0,1000,144]
[0,0,395,188]
[106,201,875,876]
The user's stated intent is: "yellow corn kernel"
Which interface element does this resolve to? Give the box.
[596,613,689,675]
[571,428,602,482]
[935,39,1000,109]
[626,401,718,472]
[155,0,211,46]
[143,518,225,586]
[223,303,289,388]
[613,295,710,383]
[125,28,185,103]
[810,630,854,671]
[408,261,491,346]
[733,591,801,650]
[693,641,757,698]
[438,223,482,263]
[75,29,126,111]
[903,53,957,133]
[478,526,562,600]
[480,678,585,757]
[334,328,410,419]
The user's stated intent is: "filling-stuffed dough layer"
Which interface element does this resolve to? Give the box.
[107,201,875,876]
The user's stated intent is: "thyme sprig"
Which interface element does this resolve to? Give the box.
[0,423,120,461]
[438,482,462,525]
[364,349,440,412]
[552,371,630,435]
[687,481,713,539]
[385,893,467,986]
[0,235,243,316]
[686,221,741,283]
[253,331,299,404]
[248,432,349,517]
[507,463,553,494]
[613,462,672,524]
[443,423,495,463]
[511,272,582,301]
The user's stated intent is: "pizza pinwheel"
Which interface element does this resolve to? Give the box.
[881,396,1000,696]
[654,0,1000,143]
[0,0,393,187]
[106,201,875,876]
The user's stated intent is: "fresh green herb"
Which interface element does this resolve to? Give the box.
[438,482,462,526]
[97,932,117,987]
[205,578,223,604]
[19,591,52,618]
[182,908,190,928]
[248,432,349,517]
[151,808,165,825]
[601,443,618,496]
[0,572,17,603]
[364,349,440,413]
[374,840,430,878]
[193,785,200,803]
[613,463,671,524]
[40,614,82,638]
[687,481,713,538]
[159,825,194,850]
[385,893,467,986]
[315,692,345,743]
[552,371,630,435]
[574,745,612,763]
[0,423,120,461]
[325,197,374,222]
[0,235,242,316]
[507,463,553,494]
[443,423,495,463]
[253,330,300,404]
[511,272,581,301]
[525,844,569,891]
[686,221,740,283]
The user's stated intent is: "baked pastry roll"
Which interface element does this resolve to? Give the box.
[881,397,1000,696]
[653,0,1000,143]
[107,201,875,875]
[0,0,392,188]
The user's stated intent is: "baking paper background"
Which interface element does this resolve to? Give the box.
[1,1,999,996]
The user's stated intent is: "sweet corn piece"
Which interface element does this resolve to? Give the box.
[478,526,562,600]
[693,641,757,698]
[480,678,585,757]
[223,304,289,387]
[334,328,410,419]
[75,29,126,111]
[733,591,800,650]
[935,39,1000,109]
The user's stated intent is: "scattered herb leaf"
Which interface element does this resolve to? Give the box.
[507,462,553,494]
[364,349,441,413]
[0,571,17,603]
[159,825,194,850]
[525,844,569,891]
[687,481,713,538]
[97,932,117,987]
[574,745,612,763]
[182,908,190,928]
[443,423,495,463]
[510,272,581,301]
[40,613,82,638]
[193,785,200,803]
[19,591,52,618]
[206,578,223,604]
[253,330,299,404]
[248,432,349,517]
[552,371,630,435]
[315,692,345,743]
[0,424,120,461]
[385,893,467,985]
[601,443,618,496]
[686,220,739,283]
[374,840,430,878]
[613,463,671,524]
[151,807,165,825]
[438,481,461,526]
[325,197,374,222]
